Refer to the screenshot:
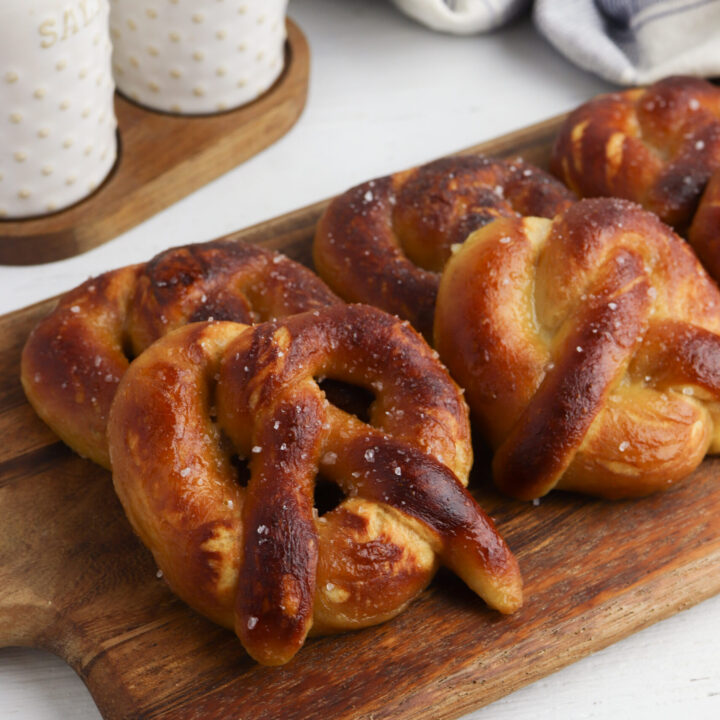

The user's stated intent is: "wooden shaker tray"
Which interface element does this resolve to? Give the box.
[1,116,719,720]
[0,20,309,267]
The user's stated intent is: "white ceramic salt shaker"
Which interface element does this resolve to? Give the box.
[109,0,289,115]
[0,0,118,220]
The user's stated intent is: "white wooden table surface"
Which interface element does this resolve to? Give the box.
[1,1,719,718]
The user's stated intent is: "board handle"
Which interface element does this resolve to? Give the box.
[0,443,159,651]
[0,447,72,647]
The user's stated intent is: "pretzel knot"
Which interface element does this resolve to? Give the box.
[108,305,523,665]
[551,76,720,280]
[435,198,720,500]
[313,155,574,339]
[21,238,339,468]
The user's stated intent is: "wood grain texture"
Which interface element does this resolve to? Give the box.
[0,21,309,267]
[1,116,719,720]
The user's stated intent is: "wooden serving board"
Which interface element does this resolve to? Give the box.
[1,117,719,720]
[0,20,309,267]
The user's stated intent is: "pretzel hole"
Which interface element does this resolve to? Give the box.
[317,378,374,424]
[121,333,137,362]
[314,474,346,516]
[226,453,250,488]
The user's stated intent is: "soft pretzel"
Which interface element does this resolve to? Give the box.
[107,305,523,665]
[435,198,720,500]
[21,238,340,468]
[551,76,720,278]
[689,170,720,281]
[313,155,575,339]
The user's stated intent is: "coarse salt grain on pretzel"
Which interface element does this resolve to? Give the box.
[551,75,720,279]
[313,155,575,340]
[21,238,340,469]
[435,197,720,501]
[107,305,523,665]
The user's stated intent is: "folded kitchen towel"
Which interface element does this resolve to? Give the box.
[392,0,720,85]
[390,0,530,34]
[534,0,720,85]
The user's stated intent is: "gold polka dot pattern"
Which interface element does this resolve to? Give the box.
[109,0,287,115]
[0,0,117,219]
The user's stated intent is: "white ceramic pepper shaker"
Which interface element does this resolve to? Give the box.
[109,0,289,115]
[0,0,118,220]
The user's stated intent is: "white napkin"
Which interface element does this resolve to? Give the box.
[390,0,530,34]
[392,0,720,85]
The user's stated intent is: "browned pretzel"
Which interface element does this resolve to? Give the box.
[689,170,720,281]
[435,198,720,500]
[21,238,340,468]
[313,155,574,339]
[551,76,720,279]
[108,305,523,665]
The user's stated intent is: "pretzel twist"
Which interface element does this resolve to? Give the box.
[313,155,574,339]
[435,198,720,500]
[108,305,523,665]
[21,239,339,468]
[551,75,720,279]
[689,170,720,282]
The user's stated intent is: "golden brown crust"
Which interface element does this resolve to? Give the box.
[551,76,720,279]
[108,306,522,665]
[689,170,720,281]
[313,155,575,339]
[20,266,141,467]
[21,239,340,468]
[435,197,720,500]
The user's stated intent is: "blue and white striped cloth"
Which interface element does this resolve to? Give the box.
[391,0,720,85]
